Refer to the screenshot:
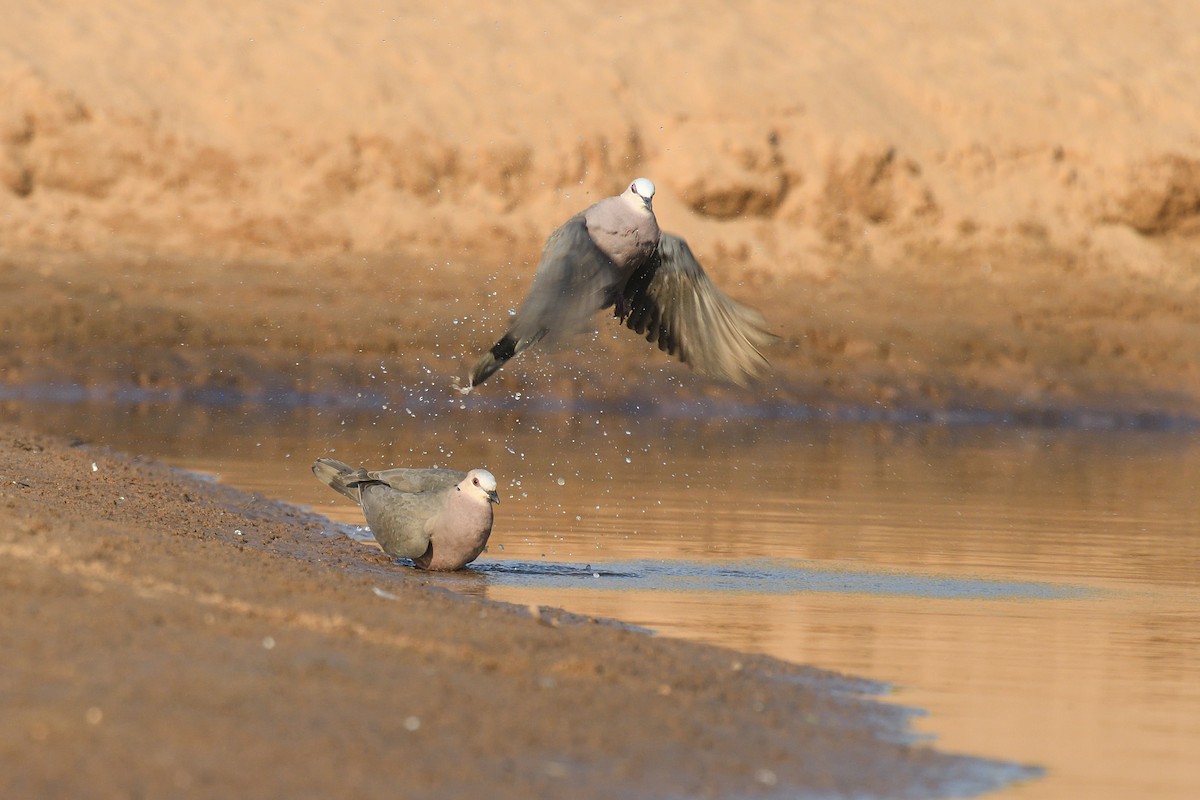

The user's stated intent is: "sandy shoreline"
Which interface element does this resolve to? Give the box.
[2,3,1198,794]
[0,423,1038,797]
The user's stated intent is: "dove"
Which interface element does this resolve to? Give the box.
[465,178,775,390]
[312,457,499,571]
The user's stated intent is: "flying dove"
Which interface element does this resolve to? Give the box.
[312,457,500,571]
[464,178,775,390]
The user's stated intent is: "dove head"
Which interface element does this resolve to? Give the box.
[623,178,656,212]
[461,468,500,505]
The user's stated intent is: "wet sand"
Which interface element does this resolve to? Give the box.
[0,424,1037,798]
[4,242,1199,426]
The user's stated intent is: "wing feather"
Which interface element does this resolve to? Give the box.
[620,233,776,386]
[367,468,466,494]
[507,215,622,348]
[467,215,621,387]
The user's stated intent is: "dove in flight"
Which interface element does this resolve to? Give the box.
[465,178,775,390]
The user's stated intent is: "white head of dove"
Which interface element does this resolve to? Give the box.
[624,177,655,212]
[463,177,776,390]
[460,469,500,505]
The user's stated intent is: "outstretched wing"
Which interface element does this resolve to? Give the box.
[467,215,622,387]
[506,214,623,348]
[620,232,776,387]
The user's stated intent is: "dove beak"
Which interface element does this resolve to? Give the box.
[486,489,500,505]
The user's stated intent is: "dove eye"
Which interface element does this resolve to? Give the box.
[472,477,480,486]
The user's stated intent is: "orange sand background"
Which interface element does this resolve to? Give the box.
[2,1,1199,413]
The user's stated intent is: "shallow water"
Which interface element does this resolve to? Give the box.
[5,396,1199,799]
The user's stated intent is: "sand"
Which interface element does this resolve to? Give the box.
[2,1,1199,417]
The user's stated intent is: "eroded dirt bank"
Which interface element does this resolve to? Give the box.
[1,2,1199,418]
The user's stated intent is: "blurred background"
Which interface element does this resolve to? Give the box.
[2,0,1199,416]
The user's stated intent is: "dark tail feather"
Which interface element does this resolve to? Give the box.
[468,335,518,387]
[468,330,544,388]
[312,457,368,504]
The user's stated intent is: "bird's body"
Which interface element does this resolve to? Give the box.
[466,178,774,389]
[312,457,499,571]
[581,186,660,278]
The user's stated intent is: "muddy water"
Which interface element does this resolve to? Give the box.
[5,396,1199,799]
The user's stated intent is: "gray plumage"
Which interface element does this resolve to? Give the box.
[312,457,499,571]
[466,177,775,389]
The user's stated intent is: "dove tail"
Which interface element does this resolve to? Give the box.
[469,335,518,387]
[312,457,367,504]
[468,329,545,388]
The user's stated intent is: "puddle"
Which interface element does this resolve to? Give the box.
[353,546,1092,600]
[474,557,1092,600]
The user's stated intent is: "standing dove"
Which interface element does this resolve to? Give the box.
[312,457,499,571]
[466,178,775,389]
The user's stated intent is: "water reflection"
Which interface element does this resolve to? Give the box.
[3,397,1200,800]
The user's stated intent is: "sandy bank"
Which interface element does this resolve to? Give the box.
[3,2,1200,264]
[1,2,1199,415]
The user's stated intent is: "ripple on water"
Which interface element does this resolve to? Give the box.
[316,533,1094,601]
[473,558,1095,600]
